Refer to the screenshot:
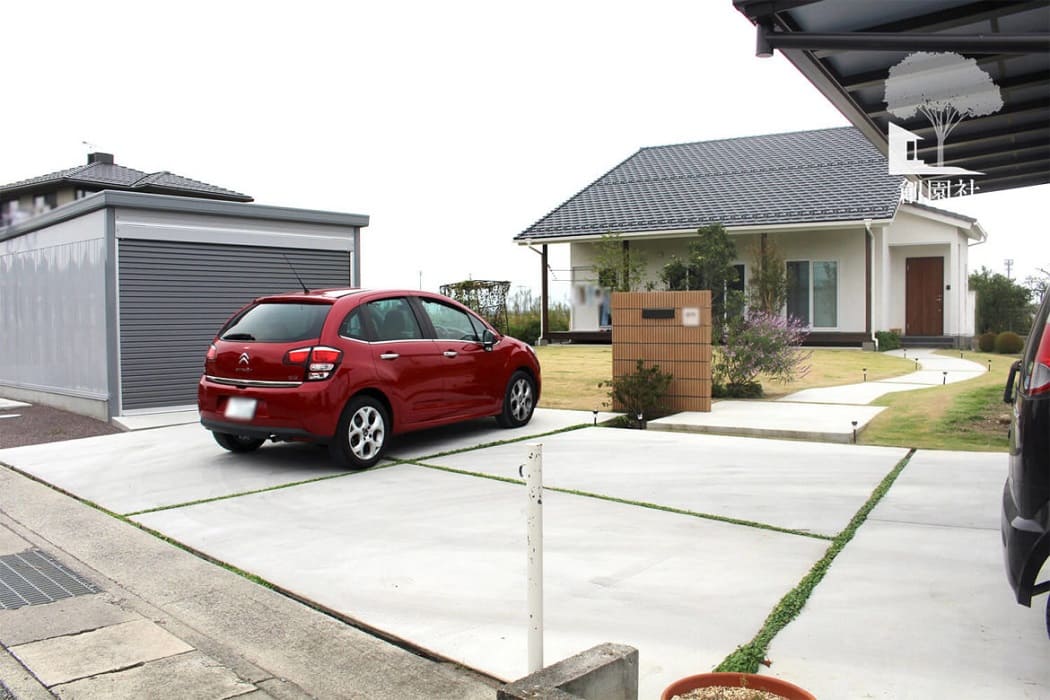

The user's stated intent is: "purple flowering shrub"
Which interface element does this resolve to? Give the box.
[714,312,811,395]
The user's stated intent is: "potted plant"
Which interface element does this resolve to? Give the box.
[661,672,816,700]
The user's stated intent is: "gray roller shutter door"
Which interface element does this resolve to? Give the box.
[118,239,351,411]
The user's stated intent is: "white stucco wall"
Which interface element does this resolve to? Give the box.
[567,230,868,333]
[883,207,973,336]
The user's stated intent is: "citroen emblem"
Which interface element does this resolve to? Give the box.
[238,352,250,367]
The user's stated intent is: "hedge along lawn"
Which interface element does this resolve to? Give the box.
[859,350,1018,451]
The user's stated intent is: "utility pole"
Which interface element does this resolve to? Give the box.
[1004,259,1014,279]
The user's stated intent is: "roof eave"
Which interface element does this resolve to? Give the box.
[0,190,368,244]
[516,216,897,244]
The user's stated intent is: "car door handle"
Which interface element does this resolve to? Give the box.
[443,351,458,358]
[379,353,400,361]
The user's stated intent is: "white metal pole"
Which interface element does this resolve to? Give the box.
[524,443,544,673]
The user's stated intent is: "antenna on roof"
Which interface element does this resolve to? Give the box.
[283,254,310,293]
[81,140,96,152]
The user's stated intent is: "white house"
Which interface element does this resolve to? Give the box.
[516,127,986,347]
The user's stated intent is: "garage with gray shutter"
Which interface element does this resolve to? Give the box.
[0,191,368,420]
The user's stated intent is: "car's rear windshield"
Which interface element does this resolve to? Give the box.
[220,302,331,343]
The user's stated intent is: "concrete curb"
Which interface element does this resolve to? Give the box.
[498,643,639,700]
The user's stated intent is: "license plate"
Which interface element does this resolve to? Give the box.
[225,397,257,421]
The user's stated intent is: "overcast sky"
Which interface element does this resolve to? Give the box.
[4,1,1046,299]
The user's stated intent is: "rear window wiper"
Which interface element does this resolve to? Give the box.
[222,333,255,341]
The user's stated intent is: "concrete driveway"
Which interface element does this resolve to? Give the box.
[0,409,1045,698]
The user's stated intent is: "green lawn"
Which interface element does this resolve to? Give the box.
[535,344,1017,451]
[859,350,1016,451]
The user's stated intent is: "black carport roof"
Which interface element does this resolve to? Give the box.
[733,0,1050,194]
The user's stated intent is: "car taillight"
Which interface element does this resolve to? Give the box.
[284,346,342,381]
[307,346,342,380]
[206,343,217,362]
[1028,323,1050,396]
[285,348,312,365]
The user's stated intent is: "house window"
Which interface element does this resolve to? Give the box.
[730,264,745,293]
[1,201,16,227]
[32,192,58,214]
[787,260,837,328]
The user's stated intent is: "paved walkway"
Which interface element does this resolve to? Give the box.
[650,348,988,442]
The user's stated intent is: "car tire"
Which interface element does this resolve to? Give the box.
[329,395,388,470]
[496,370,536,428]
[212,431,264,453]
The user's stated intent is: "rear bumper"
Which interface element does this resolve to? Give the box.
[1002,479,1050,606]
[200,418,324,442]
[197,375,343,440]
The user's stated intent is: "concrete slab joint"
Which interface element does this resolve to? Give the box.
[497,643,638,700]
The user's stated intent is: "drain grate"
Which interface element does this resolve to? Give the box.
[0,548,101,610]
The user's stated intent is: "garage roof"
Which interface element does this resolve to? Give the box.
[733,0,1050,194]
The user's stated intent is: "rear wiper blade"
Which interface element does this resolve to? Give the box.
[222,333,255,340]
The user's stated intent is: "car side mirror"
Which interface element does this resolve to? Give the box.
[1004,360,1021,404]
[482,329,497,352]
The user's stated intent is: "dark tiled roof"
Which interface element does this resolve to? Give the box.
[0,160,252,202]
[517,127,904,240]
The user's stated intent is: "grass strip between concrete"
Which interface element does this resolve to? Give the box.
[407,422,591,462]
[713,448,917,674]
[411,461,833,541]
[87,426,592,516]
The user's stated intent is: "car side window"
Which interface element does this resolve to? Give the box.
[369,298,424,341]
[1022,293,1050,391]
[338,308,370,341]
[420,298,482,341]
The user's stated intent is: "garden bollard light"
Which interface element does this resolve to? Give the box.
[863,368,867,382]
[592,409,598,425]
[988,360,992,372]
[852,420,858,444]
[943,371,947,385]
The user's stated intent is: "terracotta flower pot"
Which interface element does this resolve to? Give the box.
[661,672,816,700]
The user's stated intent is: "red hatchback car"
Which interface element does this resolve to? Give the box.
[198,289,541,469]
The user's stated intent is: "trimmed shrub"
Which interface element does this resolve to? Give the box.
[994,331,1024,354]
[600,359,673,427]
[977,331,997,352]
[875,330,901,352]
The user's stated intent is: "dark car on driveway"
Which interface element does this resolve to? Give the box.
[1002,289,1050,636]
[198,289,541,469]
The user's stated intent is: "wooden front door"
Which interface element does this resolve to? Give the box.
[905,257,944,335]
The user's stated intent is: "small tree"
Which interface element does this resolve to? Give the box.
[686,223,740,343]
[714,313,810,397]
[969,266,1034,333]
[593,232,647,292]
[747,234,787,315]
[659,254,700,291]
